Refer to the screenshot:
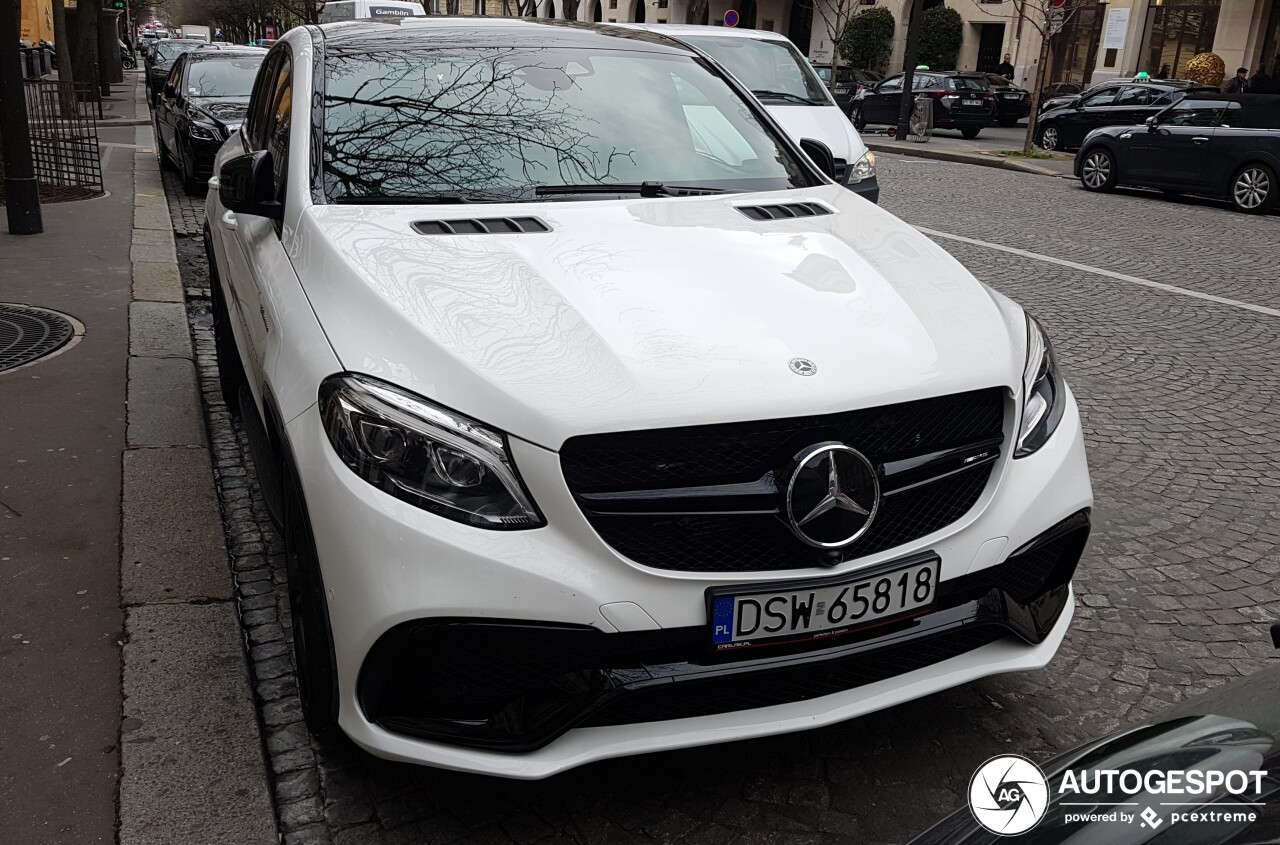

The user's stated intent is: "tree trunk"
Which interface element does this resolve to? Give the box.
[68,4,99,97]
[1022,30,1052,156]
[51,0,73,84]
[894,0,925,141]
[685,0,708,24]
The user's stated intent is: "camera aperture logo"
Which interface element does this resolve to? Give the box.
[968,754,1050,836]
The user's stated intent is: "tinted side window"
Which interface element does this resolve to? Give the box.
[1114,86,1152,106]
[245,51,283,149]
[1163,98,1228,127]
[264,55,293,199]
[878,76,903,92]
[1082,88,1120,107]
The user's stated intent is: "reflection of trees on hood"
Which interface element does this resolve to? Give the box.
[322,46,627,200]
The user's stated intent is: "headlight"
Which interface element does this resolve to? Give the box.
[188,121,220,141]
[1015,316,1066,457]
[319,374,543,529]
[849,151,876,182]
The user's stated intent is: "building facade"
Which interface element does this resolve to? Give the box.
[510,0,1277,90]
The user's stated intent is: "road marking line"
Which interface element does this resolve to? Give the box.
[917,226,1280,318]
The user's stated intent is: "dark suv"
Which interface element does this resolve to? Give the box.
[813,64,882,113]
[1037,78,1212,151]
[1076,94,1280,213]
[854,72,997,138]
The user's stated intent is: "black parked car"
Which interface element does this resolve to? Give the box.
[909,654,1280,843]
[145,38,212,101]
[854,71,997,138]
[153,49,265,193]
[1076,94,1280,214]
[813,64,882,114]
[1036,79,1215,152]
[981,72,1030,126]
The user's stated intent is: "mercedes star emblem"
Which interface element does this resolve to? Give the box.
[784,443,880,549]
[789,358,817,376]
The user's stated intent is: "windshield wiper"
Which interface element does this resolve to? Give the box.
[535,182,731,199]
[331,193,493,205]
[751,89,821,105]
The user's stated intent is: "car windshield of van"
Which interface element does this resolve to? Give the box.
[321,45,814,203]
[187,58,264,98]
[678,36,830,105]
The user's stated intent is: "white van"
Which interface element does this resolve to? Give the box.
[624,24,878,202]
[320,0,428,22]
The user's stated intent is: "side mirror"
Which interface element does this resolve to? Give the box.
[219,150,283,221]
[799,138,836,180]
[163,82,176,98]
[1145,115,1158,131]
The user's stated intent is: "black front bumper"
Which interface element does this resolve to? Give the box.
[358,510,1090,753]
[849,175,880,204]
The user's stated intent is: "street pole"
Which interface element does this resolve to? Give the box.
[1,0,44,234]
[894,0,926,141]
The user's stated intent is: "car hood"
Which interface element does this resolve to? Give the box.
[190,97,250,130]
[765,104,869,164]
[294,186,1024,449]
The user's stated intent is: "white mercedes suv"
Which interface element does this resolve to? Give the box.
[205,17,1092,778]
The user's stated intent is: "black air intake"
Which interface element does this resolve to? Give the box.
[411,217,550,235]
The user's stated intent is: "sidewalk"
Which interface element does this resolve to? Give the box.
[860,123,1076,177]
[0,71,275,844]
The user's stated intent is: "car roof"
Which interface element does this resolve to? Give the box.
[186,48,266,61]
[622,23,792,42]
[318,17,702,55]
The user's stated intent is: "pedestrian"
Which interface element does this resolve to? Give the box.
[1156,64,1170,79]
[996,53,1015,80]
[1249,65,1273,94]
[1222,67,1249,93]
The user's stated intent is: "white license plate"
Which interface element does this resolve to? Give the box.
[709,557,940,651]
[962,98,983,107]
[1003,93,1021,99]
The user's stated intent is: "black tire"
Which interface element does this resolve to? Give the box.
[1079,147,1118,193]
[852,107,866,132]
[282,460,341,740]
[206,227,246,414]
[1038,124,1060,151]
[960,126,982,139]
[1229,162,1277,214]
[179,141,202,195]
[155,119,175,171]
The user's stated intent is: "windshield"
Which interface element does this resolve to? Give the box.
[187,58,262,98]
[156,41,202,62]
[321,46,813,203]
[678,36,830,105]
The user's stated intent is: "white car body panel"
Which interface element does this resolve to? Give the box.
[203,21,1093,778]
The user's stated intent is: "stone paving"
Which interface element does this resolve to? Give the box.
[170,157,1280,845]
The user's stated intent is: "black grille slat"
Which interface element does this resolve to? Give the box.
[580,626,1005,728]
[561,389,1005,572]
[736,202,833,221]
[411,216,549,235]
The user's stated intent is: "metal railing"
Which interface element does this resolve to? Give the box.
[14,79,104,203]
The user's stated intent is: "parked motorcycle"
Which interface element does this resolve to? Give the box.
[120,41,137,70]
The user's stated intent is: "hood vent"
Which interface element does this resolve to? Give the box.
[412,217,550,235]
[736,202,833,221]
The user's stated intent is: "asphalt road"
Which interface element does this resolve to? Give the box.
[167,155,1280,845]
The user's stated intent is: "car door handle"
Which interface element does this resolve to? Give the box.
[1192,136,1210,144]
[220,210,238,230]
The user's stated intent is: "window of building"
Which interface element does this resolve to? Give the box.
[1142,0,1221,78]
[761,18,773,29]
[1103,47,1117,67]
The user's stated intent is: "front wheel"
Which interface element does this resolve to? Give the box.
[851,106,866,132]
[1079,147,1117,192]
[155,119,175,171]
[1039,124,1060,151]
[960,126,982,140]
[283,459,341,740]
[179,141,202,195]
[1230,163,1277,214]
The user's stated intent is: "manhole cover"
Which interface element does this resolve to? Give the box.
[0,304,77,373]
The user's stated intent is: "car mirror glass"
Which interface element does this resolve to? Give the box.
[219,150,283,221]
[1145,115,1158,131]
[798,137,836,179]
